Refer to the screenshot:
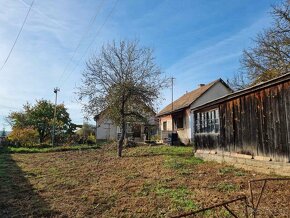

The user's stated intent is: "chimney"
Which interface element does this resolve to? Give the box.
[199,84,205,87]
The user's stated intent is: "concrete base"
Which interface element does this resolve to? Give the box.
[195,150,290,176]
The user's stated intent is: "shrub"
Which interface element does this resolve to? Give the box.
[8,127,39,147]
[87,134,96,145]
[65,134,81,145]
[150,134,161,141]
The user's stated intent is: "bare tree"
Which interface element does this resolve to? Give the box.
[227,72,249,90]
[230,0,290,90]
[78,40,167,157]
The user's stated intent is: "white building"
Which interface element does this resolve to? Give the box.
[94,112,157,141]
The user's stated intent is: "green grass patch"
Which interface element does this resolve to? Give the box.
[155,184,197,211]
[143,145,203,168]
[1,144,101,154]
[219,166,245,176]
[128,145,204,171]
[138,182,154,196]
[138,181,197,211]
[216,182,239,192]
[202,208,232,217]
[218,166,236,174]
[129,145,194,157]
[149,145,194,156]
[164,155,204,170]
[234,171,245,176]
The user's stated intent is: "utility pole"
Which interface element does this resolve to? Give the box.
[52,87,60,146]
[171,77,175,145]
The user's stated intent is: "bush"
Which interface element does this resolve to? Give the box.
[0,138,13,147]
[64,134,81,146]
[150,134,161,141]
[8,127,39,147]
[87,134,96,145]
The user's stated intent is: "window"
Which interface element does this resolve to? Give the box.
[176,116,183,129]
[195,108,219,133]
[163,121,167,131]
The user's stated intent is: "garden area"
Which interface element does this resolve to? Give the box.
[1,143,289,217]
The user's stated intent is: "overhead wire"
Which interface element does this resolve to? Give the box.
[57,0,106,84]
[59,0,119,88]
[0,0,35,72]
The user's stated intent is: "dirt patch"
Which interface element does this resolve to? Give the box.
[0,145,289,217]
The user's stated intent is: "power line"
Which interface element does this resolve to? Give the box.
[0,0,35,72]
[58,0,106,84]
[59,0,119,87]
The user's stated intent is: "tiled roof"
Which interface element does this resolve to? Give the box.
[157,79,222,116]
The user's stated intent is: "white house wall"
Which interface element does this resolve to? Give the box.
[189,81,232,141]
[176,108,191,145]
[190,82,231,109]
[96,119,118,140]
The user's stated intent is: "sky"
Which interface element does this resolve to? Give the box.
[0,0,281,130]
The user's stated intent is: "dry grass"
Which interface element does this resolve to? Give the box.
[0,144,289,217]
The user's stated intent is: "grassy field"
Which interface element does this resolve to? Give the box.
[2,143,102,153]
[0,143,289,217]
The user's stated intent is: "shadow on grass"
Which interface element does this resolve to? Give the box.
[0,148,61,217]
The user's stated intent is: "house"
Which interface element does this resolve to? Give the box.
[156,79,232,144]
[94,110,158,142]
[193,73,290,165]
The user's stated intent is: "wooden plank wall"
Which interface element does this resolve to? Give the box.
[194,133,220,150]
[195,80,290,162]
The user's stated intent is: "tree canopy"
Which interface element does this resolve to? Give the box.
[78,40,167,157]
[230,1,290,90]
[8,99,75,144]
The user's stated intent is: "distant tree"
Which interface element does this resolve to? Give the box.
[8,127,39,147]
[230,1,290,90]
[8,100,75,144]
[78,40,167,157]
[76,122,95,144]
[77,122,94,137]
[1,128,6,137]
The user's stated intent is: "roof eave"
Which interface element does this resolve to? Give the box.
[192,73,290,111]
[156,107,188,117]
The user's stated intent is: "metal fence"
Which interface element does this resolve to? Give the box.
[172,178,290,218]
[172,196,248,218]
[248,178,290,218]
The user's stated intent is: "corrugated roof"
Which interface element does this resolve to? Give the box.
[157,79,223,116]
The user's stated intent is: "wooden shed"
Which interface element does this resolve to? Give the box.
[193,73,290,162]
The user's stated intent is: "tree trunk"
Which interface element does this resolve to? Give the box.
[117,120,126,157]
[39,132,44,143]
[38,128,46,144]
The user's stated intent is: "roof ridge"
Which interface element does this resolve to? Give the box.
[157,79,220,116]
